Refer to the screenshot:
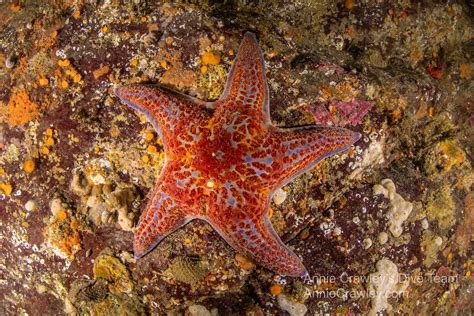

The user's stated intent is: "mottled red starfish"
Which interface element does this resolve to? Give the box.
[115,32,361,277]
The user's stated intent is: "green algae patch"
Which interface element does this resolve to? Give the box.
[437,140,465,172]
[421,230,444,268]
[196,64,227,101]
[425,184,456,230]
[93,253,134,294]
[423,139,466,178]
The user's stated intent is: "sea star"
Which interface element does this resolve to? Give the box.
[115,32,361,277]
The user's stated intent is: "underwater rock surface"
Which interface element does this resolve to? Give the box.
[0,1,472,314]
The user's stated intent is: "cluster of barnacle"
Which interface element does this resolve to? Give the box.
[67,250,144,314]
[70,159,141,231]
[164,255,209,286]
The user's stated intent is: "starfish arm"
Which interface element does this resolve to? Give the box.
[207,193,307,277]
[269,126,361,188]
[115,84,211,141]
[215,32,270,127]
[133,184,191,258]
[134,161,206,258]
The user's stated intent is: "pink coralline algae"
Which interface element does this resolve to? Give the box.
[115,32,361,277]
[306,100,373,127]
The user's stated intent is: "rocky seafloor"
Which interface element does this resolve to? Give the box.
[0,1,473,315]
